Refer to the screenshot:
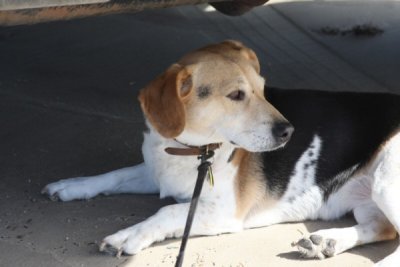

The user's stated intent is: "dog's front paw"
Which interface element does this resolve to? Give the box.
[41,177,100,201]
[99,226,153,257]
[99,225,153,257]
[292,234,337,259]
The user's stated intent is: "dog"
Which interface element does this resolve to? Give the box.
[42,40,400,266]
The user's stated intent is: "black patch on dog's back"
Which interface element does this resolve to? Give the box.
[261,88,400,199]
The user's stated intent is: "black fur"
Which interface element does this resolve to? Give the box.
[228,149,237,163]
[261,88,400,199]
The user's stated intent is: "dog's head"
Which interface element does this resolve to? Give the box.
[139,40,293,152]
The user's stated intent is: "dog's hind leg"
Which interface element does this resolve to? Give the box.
[294,202,396,259]
[295,132,400,262]
[42,163,158,201]
[370,132,400,267]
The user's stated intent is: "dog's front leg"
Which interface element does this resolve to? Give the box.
[100,201,242,256]
[42,163,158,201]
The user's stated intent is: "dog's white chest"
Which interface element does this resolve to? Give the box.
[141,131,237,202]
[149,150,200,200]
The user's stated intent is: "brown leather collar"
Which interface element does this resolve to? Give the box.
[165,141,221,156]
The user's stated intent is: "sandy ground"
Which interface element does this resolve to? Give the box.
[1,1,400,266]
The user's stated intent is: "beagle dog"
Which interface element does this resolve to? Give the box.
[42,40,400,266]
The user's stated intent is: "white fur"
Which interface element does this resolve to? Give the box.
[293,133,400,267]
[98,126,244,254]
[370,133,400,266]
[40,40,400,265]
[41,164,158,201]
[217,100,282,153]
[142,123,237,202]
[244,135,323,228]
[43,121,244,255]
[43,127,400,266]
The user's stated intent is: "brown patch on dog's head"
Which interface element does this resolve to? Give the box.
[138,63,194,138]
[195,40,260,74]
[139,40,291,151]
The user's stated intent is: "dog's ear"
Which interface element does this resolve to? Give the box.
[221,40,260,74]
[241,46,260,74]
[138,64,194,138]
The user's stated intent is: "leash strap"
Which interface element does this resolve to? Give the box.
[175,150,214,267]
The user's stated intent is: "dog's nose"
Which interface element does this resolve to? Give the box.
[272,122,294,143]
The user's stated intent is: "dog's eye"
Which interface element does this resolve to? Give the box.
[227,90,245,101]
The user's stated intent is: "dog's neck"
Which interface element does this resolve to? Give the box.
[146,122,237,170]
[164,140,222,157]
[168,139,236,173]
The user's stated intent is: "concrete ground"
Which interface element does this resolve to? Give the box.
[1,0,400,266]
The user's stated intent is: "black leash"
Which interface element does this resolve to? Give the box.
[174,148,215,267]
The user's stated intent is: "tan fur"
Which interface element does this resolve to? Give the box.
[378,224,397,240]
[184,40,260,74]
[138,64,194,138]
[139,40,287,218]
[232,149,270,219]
[139,41,283,141]
[44,41,400,263]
